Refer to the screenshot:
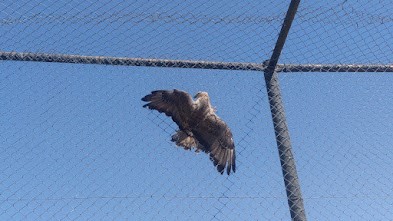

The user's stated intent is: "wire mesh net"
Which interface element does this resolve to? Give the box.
[281,0,393,65]
[0,61,292,220]
[1,0,393,220]
[0,0,287,62]
[279,72,393,220]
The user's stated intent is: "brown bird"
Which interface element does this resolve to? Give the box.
[142,89,236,175]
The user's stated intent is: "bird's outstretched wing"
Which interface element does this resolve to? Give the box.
[141,90,194,130]
[191,114,236,175]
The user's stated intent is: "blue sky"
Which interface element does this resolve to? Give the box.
[1,1,393,220]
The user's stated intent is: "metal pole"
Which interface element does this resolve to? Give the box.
[0,51,265,71]
[265,72,306,221]
[277,63,393,73]
[263,0,307,220]
[2,51,393,73]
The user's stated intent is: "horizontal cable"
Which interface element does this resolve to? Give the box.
[2,194,391,202]
[0,51,265,71]
[1,51,393,73]
[278,64,393,73]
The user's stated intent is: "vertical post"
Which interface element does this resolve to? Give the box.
[263,0,307,220]
[264,72,306,221]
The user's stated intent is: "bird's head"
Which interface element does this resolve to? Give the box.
[194,91,209,99]
[194,91,215,112]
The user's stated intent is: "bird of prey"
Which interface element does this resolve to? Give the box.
[141,89,236,175]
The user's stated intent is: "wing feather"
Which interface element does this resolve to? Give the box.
[192,113,236,175]
[142,90,194,130]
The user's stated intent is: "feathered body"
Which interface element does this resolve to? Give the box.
[142,89,236,175]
